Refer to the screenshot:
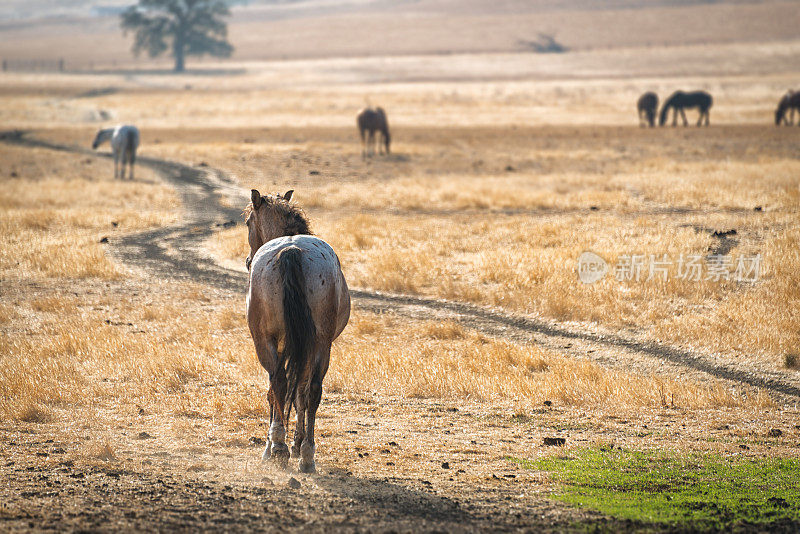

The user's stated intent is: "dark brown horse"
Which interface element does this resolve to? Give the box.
[775,90,800,126]
[356,107,390,158]
[659,90,713,127]
[637,92,658,128]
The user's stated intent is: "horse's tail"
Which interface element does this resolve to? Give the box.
[278,246,316,422]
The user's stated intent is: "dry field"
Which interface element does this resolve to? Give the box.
[1,36,800,531]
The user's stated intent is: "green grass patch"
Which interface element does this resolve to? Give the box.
[513,448,800,531]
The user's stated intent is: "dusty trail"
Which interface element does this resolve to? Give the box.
[2,130,798,402]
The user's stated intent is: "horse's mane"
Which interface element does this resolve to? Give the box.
[274,201,312,236]
[243,197,313,236]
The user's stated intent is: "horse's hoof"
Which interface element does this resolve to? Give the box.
[299,460,316,474]
[271,444,290,469]
[261,444,272,461]
[291,445,301,459]
[274,454,289,469]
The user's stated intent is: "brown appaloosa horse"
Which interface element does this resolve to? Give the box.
[245,189,350,473]
[356,107,390,158]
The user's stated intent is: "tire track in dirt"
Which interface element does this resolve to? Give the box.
[1,130,243,291]
[3,130,798,401]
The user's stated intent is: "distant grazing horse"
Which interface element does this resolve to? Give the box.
[637,92,659,127]
[92,124,140,179]
[659,91,712,127]
[356,107,390,158]
[775,90,800,126]
[245,189,350,473]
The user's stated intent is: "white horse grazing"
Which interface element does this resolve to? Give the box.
[92,124,140,180]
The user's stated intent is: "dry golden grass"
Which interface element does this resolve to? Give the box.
[0,303,18,325]
[211,148,799,369]
[1,29,799,530]
[0,136,776,422]
[0,144,177,280]
[0,67,797,466]
[328,313,771,410]
[207,225,249,272]
[78,86,793,373]
[2,67,798,133]
[0,279,770,427]
[0,283,264,422]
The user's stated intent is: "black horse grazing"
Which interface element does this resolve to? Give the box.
[356,107,390,158]
[637,92,659,127]
[775,90,800,126]
[659,90,713,127]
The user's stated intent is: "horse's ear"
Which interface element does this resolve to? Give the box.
[251,189,262,209]
[283,190,293,202]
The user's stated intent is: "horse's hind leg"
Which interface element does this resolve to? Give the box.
[267,371,290,467]
[292,391,306,460]
[299,343,330,474]
[263,386,277,460]
[299,374,322,473]
[121,149,129,179]
[252,335,289,465]
[128,149,136,180]
[367,130,375,157]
